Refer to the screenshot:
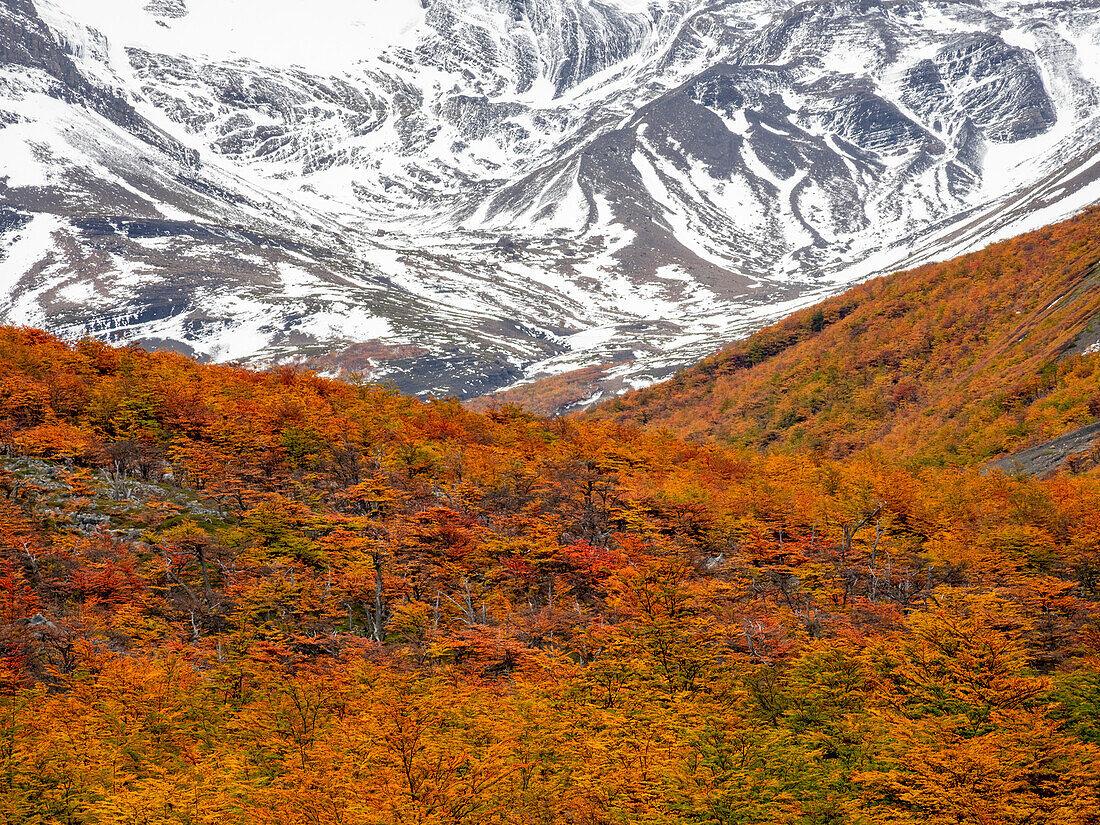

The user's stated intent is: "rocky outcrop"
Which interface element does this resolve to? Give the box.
[988,422,1100,478]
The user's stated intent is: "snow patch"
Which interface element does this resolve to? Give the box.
[41,0,427,73]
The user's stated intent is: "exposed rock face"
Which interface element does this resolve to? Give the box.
[988,422,1100,478]
[143,0,187,20]
[2,0,1100,400]
[0,0,195,162]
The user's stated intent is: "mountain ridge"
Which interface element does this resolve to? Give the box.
[2,0,1100,400]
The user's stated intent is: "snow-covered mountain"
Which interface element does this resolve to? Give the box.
[2,0,1100,400]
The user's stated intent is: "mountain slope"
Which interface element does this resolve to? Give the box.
[589,206,1100,465]
[2,314,1100,819]
[3,0,1100,399]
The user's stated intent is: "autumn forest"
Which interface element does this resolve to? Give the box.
[3,210,1100,824]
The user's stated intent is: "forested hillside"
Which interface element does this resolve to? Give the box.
[1,318,1099,822]
[592,207,1100,467]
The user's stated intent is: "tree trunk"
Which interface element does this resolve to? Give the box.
[196,544,214,606]
[372,550,385,643]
